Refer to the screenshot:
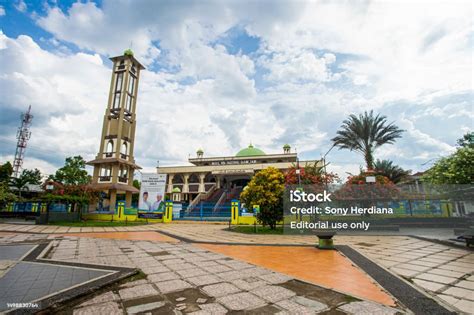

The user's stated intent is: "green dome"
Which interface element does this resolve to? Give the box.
[283,144,291,149]
[172,187,181,193]
[124,48,134,56]
[197,148,204,154]
[236,144,266,157]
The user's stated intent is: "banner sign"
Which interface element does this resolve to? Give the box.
[138,211,163,219]
[138,173,167,212]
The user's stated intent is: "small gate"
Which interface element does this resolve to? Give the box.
[176,202,231,221]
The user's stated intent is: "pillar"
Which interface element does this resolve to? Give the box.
[109,189,117,213]
[167,175,174,194]
[183,174,190,193]
[198,173,206,193]
[231,200,240,225]
[163,201,173,223]
[125,191,132,208]
[216,176,221,189]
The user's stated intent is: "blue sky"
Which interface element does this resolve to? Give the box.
[0,0,472,178]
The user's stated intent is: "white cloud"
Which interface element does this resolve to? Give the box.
[259,49,336,83]
[14,0,27,13]
[0,0,472,180]
[0,6,5,16]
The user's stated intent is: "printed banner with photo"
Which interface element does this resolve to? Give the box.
[138,173,167,214]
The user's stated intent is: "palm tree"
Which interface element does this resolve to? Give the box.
[374,159,411,183]
[9,176,31,198]
[332,111,404,170]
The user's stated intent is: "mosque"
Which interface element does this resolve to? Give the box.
[157,144,321,210]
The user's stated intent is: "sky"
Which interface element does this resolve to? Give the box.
[0,0,472,180]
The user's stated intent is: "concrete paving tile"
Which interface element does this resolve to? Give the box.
[167,263,196,271]
[251,285,296,303]
[187,274,222,286]
[455,280,474,290]
[394,263,432,272]
[436,294,459,305]
[453,299,474,314]
[148,272,181,282]
[427,268,467,278]
[140,265,170,274]
[441,286,474,299]
[438,264,472,274]
[415,273,457,285]
[73,302,122,315]
[410,260,441,268]
[217,292,267,311]
[190,303,228,315]
[200,264,232,273]
[79,292,119,307]
[127,301,166,314]
[389,267,419,278]
[233,277,268,291]
[412,279,446,292]
[120,279,149,288]
[275,299,315,314]
[202,282,241,298]
[258,272,292,284]
[154,279,192,293]
[119,284,158,300]
[292,296,328,312]
[175,268,208,278]
[338,301,399,315]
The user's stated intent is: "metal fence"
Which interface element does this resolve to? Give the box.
[176,202,231,221]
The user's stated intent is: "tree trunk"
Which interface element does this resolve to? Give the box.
[364,149,374,171]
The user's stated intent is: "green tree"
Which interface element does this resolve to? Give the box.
[373,159,411,184]
[240,167,285,229]
[20,168,42,185]
[457,132,473,149]
[52,156,90,185]
[332,111,404,170]
[0,162,13,183]
[132,179,141,204]
[9,175,32,198]
[0,182,17,207]
[423,147,474,184]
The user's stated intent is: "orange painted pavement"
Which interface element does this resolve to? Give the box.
[63,231,180,243]
[198,244,396,307]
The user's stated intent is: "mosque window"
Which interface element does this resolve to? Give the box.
[121,142,128,159]
[126,94,132,112]
[115,72,123,92]
[113,92,121,109]
[105,140,113,157]
[128,75,135,94]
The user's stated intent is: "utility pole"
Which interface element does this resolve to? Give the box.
[13,105,33,177]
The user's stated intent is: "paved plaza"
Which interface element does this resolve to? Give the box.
[0,223,472,313]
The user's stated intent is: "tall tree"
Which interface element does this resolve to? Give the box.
[20,168,42,185]
[9,175,32,198]
[373,159,411,184]
[332,111,404,170]
[457,132,474,149]
[423,147,473,184]
[52,156,90,185]
[0,162,13,183]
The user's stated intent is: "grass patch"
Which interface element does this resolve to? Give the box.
[49,220,148,227]
[344,295,361,303]
[230,225,284,234]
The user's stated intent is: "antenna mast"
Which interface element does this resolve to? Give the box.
[13,105,33,177]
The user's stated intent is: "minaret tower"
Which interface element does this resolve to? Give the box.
[87,49,144,209]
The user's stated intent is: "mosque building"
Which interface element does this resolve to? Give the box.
[157,144,321,209]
